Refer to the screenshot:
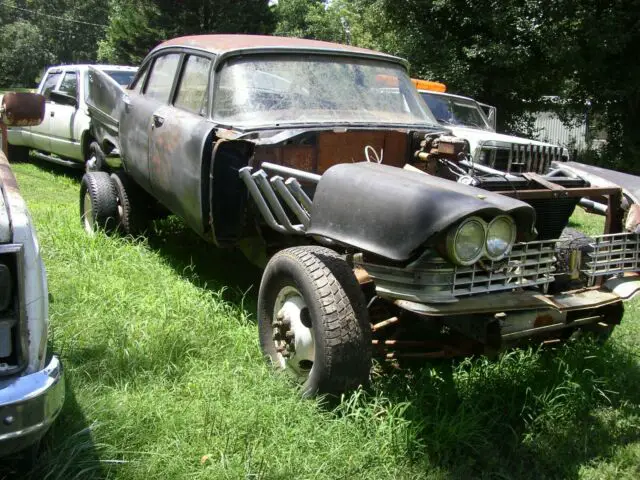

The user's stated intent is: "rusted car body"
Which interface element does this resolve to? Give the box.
[0,93,65,456]
[82,35,640,396]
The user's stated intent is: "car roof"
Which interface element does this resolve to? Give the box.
[152,34,406,66]
[47,64,137,72]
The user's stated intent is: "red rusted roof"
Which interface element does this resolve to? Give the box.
[154,34,399,60]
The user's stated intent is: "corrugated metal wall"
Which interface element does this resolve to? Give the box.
[532,111,588,151]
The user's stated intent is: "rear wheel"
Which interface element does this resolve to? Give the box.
[86,141,105,172]
[7,144,29,162]
[258,246,372,397]
[79,172,118,234]
[110,171,147,235]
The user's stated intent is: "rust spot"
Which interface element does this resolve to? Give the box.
[353,266,371,285]
[534,313,554,328]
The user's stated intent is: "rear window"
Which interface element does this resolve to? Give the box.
[105,70,137,87]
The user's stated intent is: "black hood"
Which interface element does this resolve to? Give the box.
[307,163,536,261]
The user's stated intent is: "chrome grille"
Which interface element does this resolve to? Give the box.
[356,240,557,303]
[583,233,640,282]
[479,140,564,174]
[451,240,557,296]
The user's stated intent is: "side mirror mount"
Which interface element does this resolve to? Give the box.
[49,89,78,108]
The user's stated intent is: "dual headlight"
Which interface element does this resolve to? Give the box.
[445,215,516,266]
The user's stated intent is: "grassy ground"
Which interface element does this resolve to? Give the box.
[1,160,639,479]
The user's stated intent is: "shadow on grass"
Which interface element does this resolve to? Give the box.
[366,339,640,478]
[145,216,263,313]
[24,155,85,183]
[0,363,105,480]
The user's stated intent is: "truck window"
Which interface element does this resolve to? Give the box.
[174,55,212,116]
[144,53,181,103]
[41,72,62,100]
[59,72,78,100]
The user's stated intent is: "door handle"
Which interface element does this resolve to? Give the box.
[50,111,55,117]
[152,115,164,128]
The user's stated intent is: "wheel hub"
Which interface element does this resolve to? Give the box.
[82,191,94,234]
[272,286,314,379]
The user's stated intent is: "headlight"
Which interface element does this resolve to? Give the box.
[486,215,516,260]
[446,216,486,266]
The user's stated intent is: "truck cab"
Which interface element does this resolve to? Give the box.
[7,65,136,170]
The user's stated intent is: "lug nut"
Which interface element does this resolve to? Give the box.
[272,331,282,340]
[272,320,283,328]
[285,330,294,339]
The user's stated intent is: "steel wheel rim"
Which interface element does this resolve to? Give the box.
[272,285,315,381]
[82,191,94,233]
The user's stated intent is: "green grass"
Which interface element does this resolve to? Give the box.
[1,161,640,479]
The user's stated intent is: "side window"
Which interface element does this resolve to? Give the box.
[174,55,212,116]
[41,72,61,100]
[131,64,149,94]
[59,72,78,99]
[144,53,181,102]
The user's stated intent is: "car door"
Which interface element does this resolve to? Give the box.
[48,69,83,161]
[27,70,62,152]
[119,53,181,192]
[149,53,215,234]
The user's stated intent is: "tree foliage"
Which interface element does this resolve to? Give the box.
[0,19,53,87]
[1,0,639,170]
[98,0,275,65]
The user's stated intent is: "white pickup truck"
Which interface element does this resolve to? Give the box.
[413,79,568,174]
[7,64,136,171]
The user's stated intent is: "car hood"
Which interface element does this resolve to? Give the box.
[308,162,536,262]
[0,152,12,243]
[447,126,561,151]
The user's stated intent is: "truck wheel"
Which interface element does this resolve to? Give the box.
[7,144,29,162]
[110,171,146,235]
[258,246,371,397]
[86,141,106,172]
[80,172,118,234]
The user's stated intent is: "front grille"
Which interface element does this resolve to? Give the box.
[357,240,557,303]
[583,233,640,284]
[451,240,557,296]
[481,142,564,174]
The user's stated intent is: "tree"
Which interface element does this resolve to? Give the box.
[274,0,344,42]
[99,0,276,64]
[0,20,53,86]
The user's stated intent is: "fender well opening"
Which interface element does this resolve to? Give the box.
[209,139,254,246]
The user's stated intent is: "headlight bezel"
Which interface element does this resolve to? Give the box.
[485,215,517,261]
[445,216,487,266]
[444,214,517,266]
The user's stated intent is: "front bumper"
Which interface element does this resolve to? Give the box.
[0,355,65,456]
[396,275,640,344]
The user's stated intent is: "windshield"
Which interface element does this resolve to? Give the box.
[213,54,437,127]
[105,70,137,87]
[420,92,493,131]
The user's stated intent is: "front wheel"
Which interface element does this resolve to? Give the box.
[258,246,371,397]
